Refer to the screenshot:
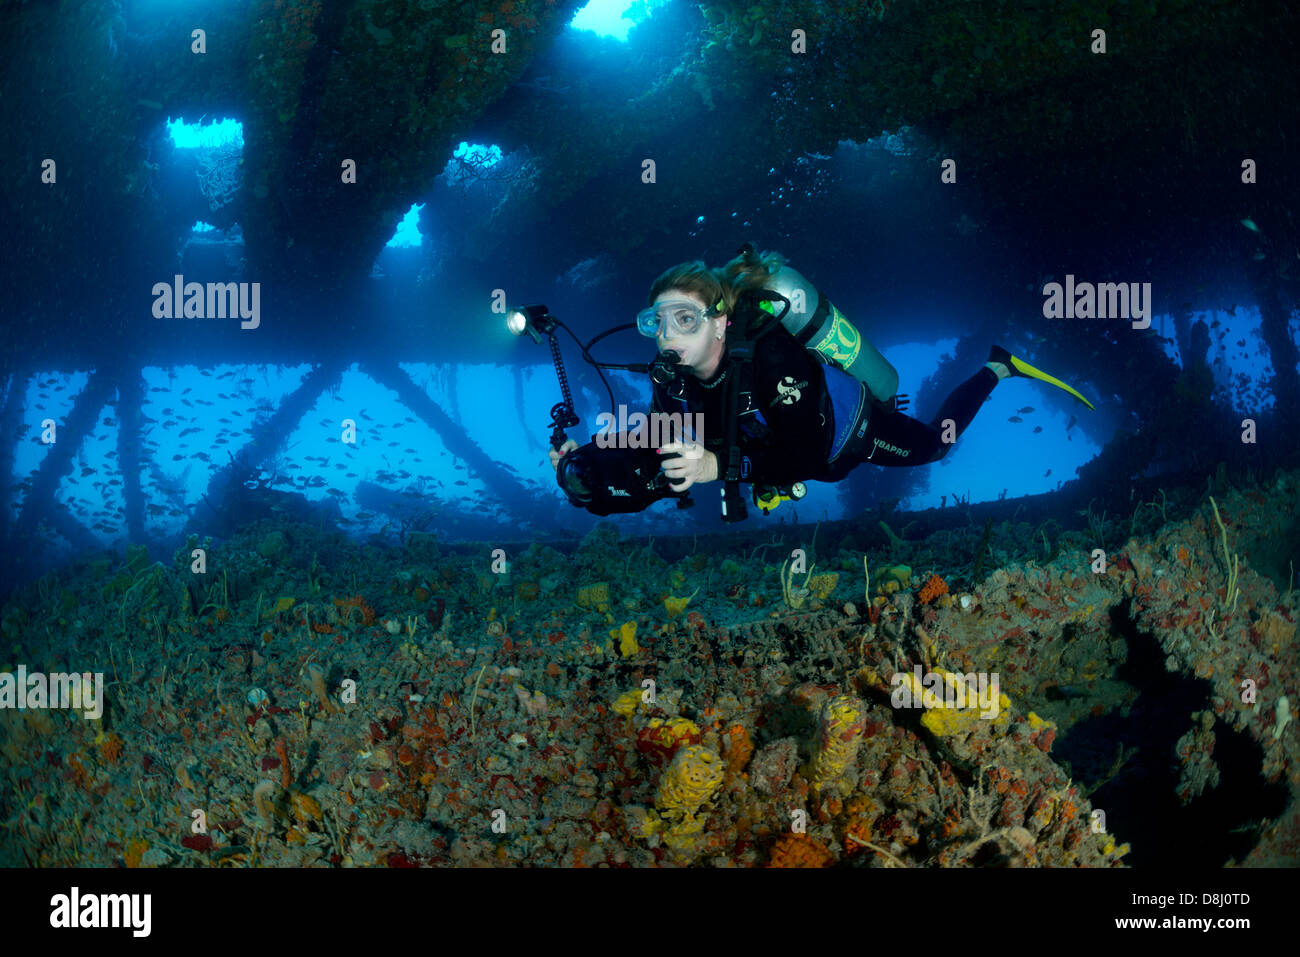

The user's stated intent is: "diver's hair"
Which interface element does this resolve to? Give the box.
[647,260,727,315]
[716,243,787,312]
[648,245,786,317]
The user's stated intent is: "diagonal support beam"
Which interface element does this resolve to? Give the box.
[0,369,27,544]
[193,360,347,529]
[116,366,146,543]
[45,506,99,555]
[11,369,118,542]
[360,359,532,510]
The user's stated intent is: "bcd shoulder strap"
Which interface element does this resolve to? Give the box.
[719,288,792,522]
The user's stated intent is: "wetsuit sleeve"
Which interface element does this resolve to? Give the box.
[741,337,832,485]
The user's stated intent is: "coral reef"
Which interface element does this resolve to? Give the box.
[2,468,1297,867]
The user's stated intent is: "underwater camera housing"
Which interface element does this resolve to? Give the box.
[508,301,698,514]
[556,441,690,516]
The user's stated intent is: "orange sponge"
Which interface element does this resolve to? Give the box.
[918,573,948,605]
[767,834,834,868]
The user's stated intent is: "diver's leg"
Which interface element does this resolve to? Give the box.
[827,366,998,475]
[927,366,1000,452]
[839,407,944,469]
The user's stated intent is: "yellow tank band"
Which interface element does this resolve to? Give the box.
[811,304,863,368]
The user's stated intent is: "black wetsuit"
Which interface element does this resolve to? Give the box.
[651,324,998,485]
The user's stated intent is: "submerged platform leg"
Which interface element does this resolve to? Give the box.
[360,359,533,512]
[9,369,116,555]
[117,367,146,543]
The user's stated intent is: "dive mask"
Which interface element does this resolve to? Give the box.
[636,298,722,339]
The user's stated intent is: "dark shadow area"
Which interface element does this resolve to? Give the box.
[1054,606,1290,867]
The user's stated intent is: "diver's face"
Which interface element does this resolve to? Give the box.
[654,291,726,375]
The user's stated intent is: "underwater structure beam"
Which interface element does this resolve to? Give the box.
[512,363,545,458]
[194,361,348,530]
[236,2,574,294]
[359,360,531,510]
[116,367,146,544]
[444,364,462,426]
[0,370,25,545]
[9,370,118,546]
[1248,260,1300,423]
[44,505,99,556]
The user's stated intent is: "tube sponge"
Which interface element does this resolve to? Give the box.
[655,745,724,821]
[253,779,277,827]
[809,695,867,791]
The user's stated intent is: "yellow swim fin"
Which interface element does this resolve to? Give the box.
[990,345,1096,411]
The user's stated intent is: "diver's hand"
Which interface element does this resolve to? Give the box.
[659,442,718,491]
[549,439,579,472]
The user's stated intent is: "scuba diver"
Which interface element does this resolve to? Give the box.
[547,243,1095,521]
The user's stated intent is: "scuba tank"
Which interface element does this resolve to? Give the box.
[759,262,899,404]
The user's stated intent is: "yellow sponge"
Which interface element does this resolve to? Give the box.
[1026,711,1053,731]
[664,587,699,618]
[612,688,644,718]
[576,582,611,612]
[809,695,867,790]
[656,745,724,821]
[609,620,639,657]
[806,572,839,599]
[898,669,1011,738]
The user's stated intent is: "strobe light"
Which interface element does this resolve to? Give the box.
[506,303,554,344]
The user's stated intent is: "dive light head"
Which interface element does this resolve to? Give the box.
[506,304,555,344]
